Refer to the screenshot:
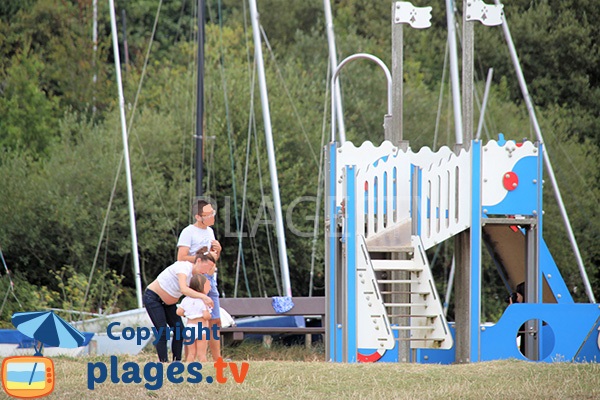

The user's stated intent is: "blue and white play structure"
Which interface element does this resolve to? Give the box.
[324,136,600,363]
[323,0,599,365]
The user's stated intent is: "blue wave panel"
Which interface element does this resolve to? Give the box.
[484,156,538,215]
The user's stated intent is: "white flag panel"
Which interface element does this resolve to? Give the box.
[394,1,433,29]
[466,0,504,26]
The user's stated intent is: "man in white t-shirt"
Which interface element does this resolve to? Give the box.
[177,199,223,360]
[177,200,221,262]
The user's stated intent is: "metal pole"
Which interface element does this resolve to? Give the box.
[496,1,595,302]
[92,0,98,115]
[248,0,292,297]
[332,53,392,143]
[108,0,143,309]
[475,68,493,140]
[445,0,463,144]
[196,0,205,197]
[323,0,346,142]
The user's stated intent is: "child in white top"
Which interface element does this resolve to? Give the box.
[177,274,212,362]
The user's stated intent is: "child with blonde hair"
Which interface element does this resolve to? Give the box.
[177,273,212,362]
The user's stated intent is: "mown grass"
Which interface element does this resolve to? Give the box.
[20,343,600,399]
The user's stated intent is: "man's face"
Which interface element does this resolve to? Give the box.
[198,205,216,224]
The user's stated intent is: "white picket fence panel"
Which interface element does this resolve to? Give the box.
[411,146,472,249]
[338,142,472,249]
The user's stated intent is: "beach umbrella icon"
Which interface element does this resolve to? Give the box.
[12,311,86,355]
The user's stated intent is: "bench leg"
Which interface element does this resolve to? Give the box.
[305,333,312,349]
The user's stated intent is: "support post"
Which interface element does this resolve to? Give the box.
[391,3,403,144]
[390,2,410,363]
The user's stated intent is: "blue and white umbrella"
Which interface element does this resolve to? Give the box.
[12,311,86,355]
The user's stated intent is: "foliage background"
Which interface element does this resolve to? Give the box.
[0,0,598,324]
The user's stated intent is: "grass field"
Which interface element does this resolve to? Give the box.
[11,343,600,399]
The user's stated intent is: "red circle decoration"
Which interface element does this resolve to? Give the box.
[502,171,518,191]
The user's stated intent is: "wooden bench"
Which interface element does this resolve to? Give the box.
[218,297,325,346]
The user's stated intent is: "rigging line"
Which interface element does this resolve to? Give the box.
[216,0,251,297]
[182,0,196,229]
[248,203,268,296]
[173,0,190,41]
[241,0,280,295]
[471,74,491,141]
[245,209,268,296]
[79,154,122,318]
[451,6,496,142]
[126,1,183,235]
[248,232,267,297]
[96,224,110,313]
[177,4,200,234]
[234,58,256,298]
[0,245,22,314]
[542,153,600,235]
[260,25,319,167]
[243,0,279,296]
[205,98,215,197]
[309,60,331,297]
[237,0,265,297]
[0,283,11,319]
[236,91,268,297]
[446,81,452,146]
[241,0,253,85]
[546,130,599,203]
[235,97,269,298]
[245,106,270,297]
[177,69,196,232]
[101,0,177,272]
[126,0,162,132]
[433,37,450,151]
[253,111,281,296]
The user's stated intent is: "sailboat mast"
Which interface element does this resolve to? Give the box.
[248,0,292,297]
[323,0,346,142]
[108,0,143,309]
[195,0,206,197]
[445,0,463,144]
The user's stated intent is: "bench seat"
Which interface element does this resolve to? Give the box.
[218,297,325,345]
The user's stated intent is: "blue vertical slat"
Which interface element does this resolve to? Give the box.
[536,142,544,305]
[470,140,482,362]
[346,165,357,362]
[327,143,339,361]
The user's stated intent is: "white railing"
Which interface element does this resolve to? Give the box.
[355,149,412,238]
[338,142,472,249]
[335,140,399,207]
[412,146,472,249]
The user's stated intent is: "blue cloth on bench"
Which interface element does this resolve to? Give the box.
[272,296,294,313]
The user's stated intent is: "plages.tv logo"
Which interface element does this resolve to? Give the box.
[87,322,249,389]
[1,310,87,399]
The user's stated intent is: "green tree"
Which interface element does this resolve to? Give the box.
[0,48,59,154]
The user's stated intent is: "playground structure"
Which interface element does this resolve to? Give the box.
[322,1,600,364]
[324,136,600,363]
